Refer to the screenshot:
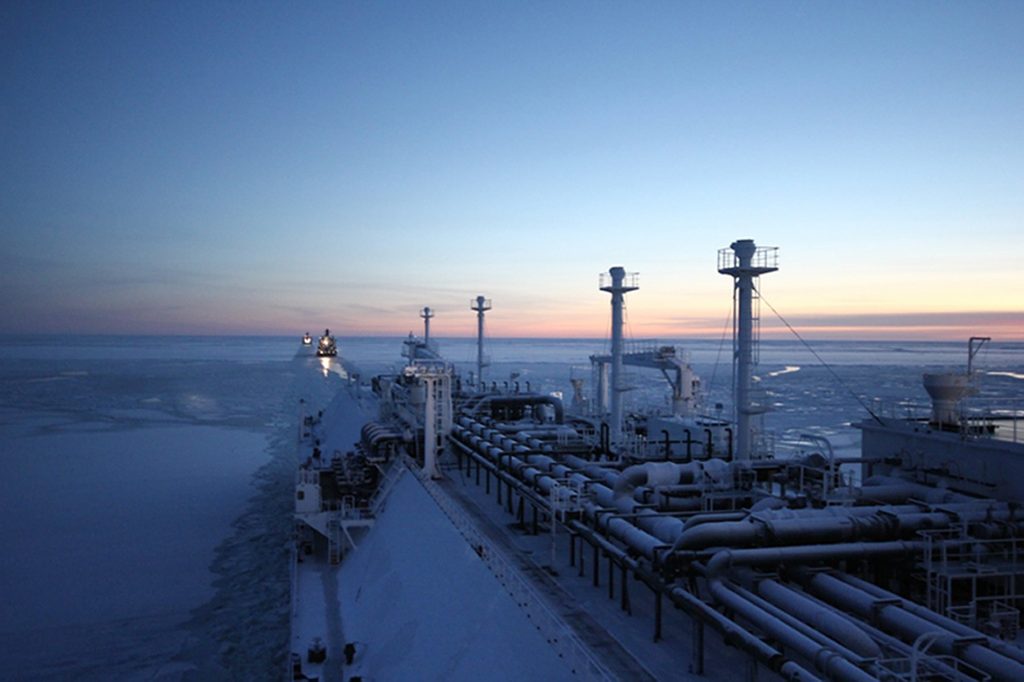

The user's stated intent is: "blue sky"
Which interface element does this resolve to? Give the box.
[2,2,1021,338]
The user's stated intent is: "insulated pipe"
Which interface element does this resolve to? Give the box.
[478,395,565,424]
[838,482,976,505]
[673,508,956,552]
[755,501,1015,521]
[697,542,914,678]
[756,579,881,659]
[779,577,973,682]
[705,541,923,579]
[614,460,736,499]
[613,461,699,498]
[707,580,875,682]
[862,476,979,502]
[592,484,684,547]
[780,661,823,682]
[464,411,1007,565]
[584,493,664,558]
[749,496,788,512]
[683,511,749,530]
[454,418,672,558]
[835,573,1024,666]
[649,495,704,512]
[729,581,876,664]
[803,572,1024,682]
[667,586,793,678]
[456,414,1010,680]
[754,505,919,520]
[568,519,821,681]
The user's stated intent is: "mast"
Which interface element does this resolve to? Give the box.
[600,267,638,449]
[718,239,778,461]
[420,306,434,343]
[471,295,492,388]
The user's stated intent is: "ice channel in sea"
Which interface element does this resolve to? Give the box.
[0,342,338,681]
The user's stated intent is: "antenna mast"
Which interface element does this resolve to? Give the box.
[420,306,434,343]
[471,296,492,387]
[600,267,638,449]
[718,239,778,461]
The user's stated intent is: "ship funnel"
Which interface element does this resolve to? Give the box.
[922,373,972,427]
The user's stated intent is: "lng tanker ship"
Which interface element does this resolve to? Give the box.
[289,240,1024,681]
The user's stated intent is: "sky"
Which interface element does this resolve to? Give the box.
[1,1,1021,340]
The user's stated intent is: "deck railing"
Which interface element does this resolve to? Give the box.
[869,397,1023,444]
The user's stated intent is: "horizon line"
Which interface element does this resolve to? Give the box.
[2,332,1022,343]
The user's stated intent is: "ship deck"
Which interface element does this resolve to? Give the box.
[428,460,783,681]
[290,376,785,680]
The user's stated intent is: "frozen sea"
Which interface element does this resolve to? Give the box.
[0,335,1021,680]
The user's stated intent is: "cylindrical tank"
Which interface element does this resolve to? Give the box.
[922,372,972,426]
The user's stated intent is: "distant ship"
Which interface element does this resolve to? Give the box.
[316,329,337,357]
[290,241,1024,681]
[302,332,312,346]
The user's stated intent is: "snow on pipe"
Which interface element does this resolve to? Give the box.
[591,483,684,548]
[802,571,1024,682]
[585,494,665,558]
[456,413,606,483]
[454,419,672,558]
[612,460,735,498]
[476,395,565,424]
[454,418,1003,680]
[462,419,959,563]
[602,462,1011,552]
[458,416,1019,570]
